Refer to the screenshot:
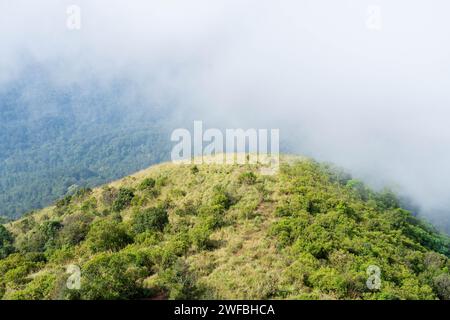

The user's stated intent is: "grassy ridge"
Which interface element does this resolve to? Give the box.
[1,156,449,300]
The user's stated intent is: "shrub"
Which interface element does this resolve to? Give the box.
[0,225,14,258]
[73,187,93,200]
[132,207,169,234]
[80,252,148,299]
[238,172,257,185]
[307,267,347,297]
[6,273,57,300]
[190,223,213,250]
[54,194,73,216]
[151,259,200,299]
[112,188,135,212]
[59,213,94,246]
[433,274,450,300]
[138,178,156,191]
[211,186,232,209]
[190,165,199,174]
[0,253,46,288]
[17,221,62,252]
[40,221,63,240]
[80,197,97,213]
[86,219,132,253]
[102,187,118,206]
[174,201,197,216]
[16,231,46,253]
[198,205,224,230]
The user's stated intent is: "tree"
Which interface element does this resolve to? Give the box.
[433,274,450,300]
[86,219,132,253]
[79,252,147,300]
[58,213,94,246]
[132,207,169,234]
[112,188,135,212]
[138,178,156,191]
[0,225,14,258]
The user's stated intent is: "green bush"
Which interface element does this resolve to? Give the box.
[138,178,156,191]
[79,252,148,299]
[211,186,232,209]
[5,273,57,300]
[190,223,213,250]
[198,205,224,230]
[433,273,450,300]
[0,253,46,288]
[190,165,199,174]
[40,221,63,250]
[112,188,135,212]
[0,225,14,258]
[307,267,347,297]
[132,207,169,234]
[152,259,201,299]
[238,172,257,185]
[59,213,94,246]
[86,219,132,253]
[16,221,62,252]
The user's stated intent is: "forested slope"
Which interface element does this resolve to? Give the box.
[0,67,171,218]
[1,156,449,300]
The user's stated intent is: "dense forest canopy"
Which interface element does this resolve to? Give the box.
[0,67,172,219]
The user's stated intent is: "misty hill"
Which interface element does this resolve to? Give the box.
[0,66,172,219]
[1,156,449,300]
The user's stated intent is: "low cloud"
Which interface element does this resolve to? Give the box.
[2,0,450,228]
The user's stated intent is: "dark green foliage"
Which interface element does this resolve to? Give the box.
[58,213,94,246]
[0,225,14,258]
[211,186,232,209]
[238,172,257,185]
[433,274,450,300]
[190,165,199,174]
[79,251,149,300]
[0,253,46,291]
[190,223,213,250]
[86,219,132,253]
[138,178,156,191]
[17,221,62,252]
[404,220,450,257]
[112,188,135,212]
[0,74,170,219]
[132,207,169,234]
[374,189,400,210]
[6,274,57,300]
[40,221,63,241]
[346,179,371,201]
[153,259,201,299]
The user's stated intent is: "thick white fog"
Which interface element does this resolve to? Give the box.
[1,0,450,227]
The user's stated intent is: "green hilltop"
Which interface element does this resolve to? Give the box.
[1,155,449,300]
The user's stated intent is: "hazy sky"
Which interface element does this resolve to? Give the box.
[2,0,450,227]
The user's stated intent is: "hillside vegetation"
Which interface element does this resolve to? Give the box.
[1,156,450,300]
[0,68,170,218]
